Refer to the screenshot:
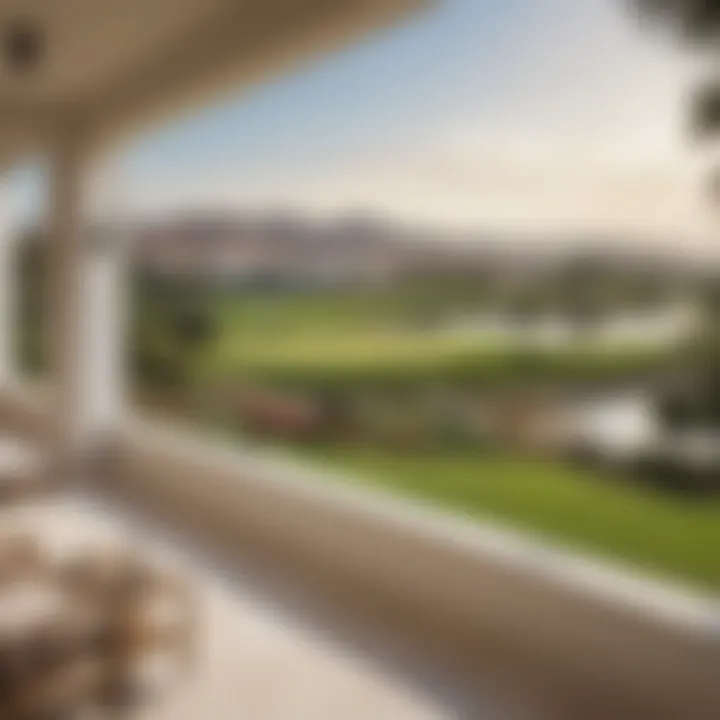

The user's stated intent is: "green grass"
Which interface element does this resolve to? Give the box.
[211,293,676,389]
[214,285,493,334]
[126,285,679,390]
[215,334,675,391]
[218,328,502,369]
[306,447,720,591]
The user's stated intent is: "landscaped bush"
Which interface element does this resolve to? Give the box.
[232,389,325,442]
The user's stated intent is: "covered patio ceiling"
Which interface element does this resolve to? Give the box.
[0,0,427,165]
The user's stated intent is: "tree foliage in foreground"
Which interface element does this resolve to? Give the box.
[634,0,720,43]
[632,0,720,428]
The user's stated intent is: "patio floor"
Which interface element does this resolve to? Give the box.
[1,494,455,720]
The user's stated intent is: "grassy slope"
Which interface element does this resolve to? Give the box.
[309,447,720,591]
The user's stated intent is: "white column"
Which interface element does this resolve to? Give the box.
[47,130,128,477]
[0,180,16,382]
[83,228,128,435]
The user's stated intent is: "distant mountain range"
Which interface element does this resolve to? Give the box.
[23,211,720,285]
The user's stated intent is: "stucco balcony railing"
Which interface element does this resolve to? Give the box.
[0,379,717,720]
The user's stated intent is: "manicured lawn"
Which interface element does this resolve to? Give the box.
[209,291,681,390]
[307,447,720,591]
[215,325,674,392]
[219,328,503,370]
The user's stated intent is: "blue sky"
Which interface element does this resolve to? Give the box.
[128,0,542,174]
[5,0,707,239]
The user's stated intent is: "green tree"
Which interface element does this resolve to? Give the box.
[130,275,218,404]
[634,1,720,42]
[632,0,720,428]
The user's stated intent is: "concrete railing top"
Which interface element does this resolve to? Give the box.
[125,413,719,637]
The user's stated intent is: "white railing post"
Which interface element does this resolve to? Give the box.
[47,128,128,478]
